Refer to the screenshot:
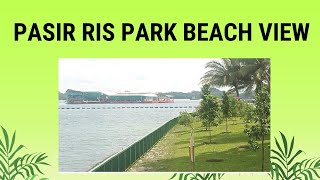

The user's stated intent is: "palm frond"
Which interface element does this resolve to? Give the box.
[11,152,49,179]
[292,158,320,180]
[270,132,320,180]
[25,175,49,180]
[270,132,303,180]
[169,173,225,180]
[0,127,49,180]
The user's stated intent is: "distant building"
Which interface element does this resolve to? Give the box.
[65,90,173,104]
[65,89,107,104]
[107,93,173,103]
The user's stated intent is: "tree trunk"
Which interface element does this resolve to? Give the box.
[235,87,240,98]
[234,80,240,98]
[261,134,265,171]
[226,118,228,132]
[265,69,270,94]
[205,122,208,131]
[209,124,211,143]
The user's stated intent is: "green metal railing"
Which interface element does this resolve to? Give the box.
[90,117,179,172]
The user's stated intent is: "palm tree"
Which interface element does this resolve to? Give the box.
[201,58,270,97]
[201,58,244,97]
[239,58,270,93]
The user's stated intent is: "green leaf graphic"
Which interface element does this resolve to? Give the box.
[270,132,320,180]
[0,126,50,180]
[169,173,224,180]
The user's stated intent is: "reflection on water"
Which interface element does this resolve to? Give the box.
[59,99,199,172]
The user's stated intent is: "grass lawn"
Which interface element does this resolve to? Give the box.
[129,118,270,172]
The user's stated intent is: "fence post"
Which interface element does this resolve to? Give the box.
[124,151,126,171]
[117,155,120,172]
[110,158,113,171]
[142,138,145,155]
[137,142,139,160]
[149,134,151,150]
[129,146,131,169]
[134,143,137,162]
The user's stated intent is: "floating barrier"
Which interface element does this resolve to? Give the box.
[59,106,197,110]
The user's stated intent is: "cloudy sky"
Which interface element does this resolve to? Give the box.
[59,58,222,93]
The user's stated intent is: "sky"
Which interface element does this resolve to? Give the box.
[59,58,223,94]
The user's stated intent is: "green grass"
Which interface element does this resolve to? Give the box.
[134,118,270,172]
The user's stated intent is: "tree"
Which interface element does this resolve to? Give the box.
[201,59,243,98]
[201,84,211,99]
[197,93,221,144]
[239,58,270,93]
[200,84,211,131]
[178,112,198,152]
[201,58,270,97]
[178,112,196,131]
[221,92,231,132]
[237,100,251,122]
[59,91,67,100]
[228,96,239,125]
[243,102,254,128]
[244,86,270,171]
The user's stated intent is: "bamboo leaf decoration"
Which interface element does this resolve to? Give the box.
[25,175,49,180]
[0,126,50,180]
[270,132,320,180]
[169,173,224,180]
[292,158,320,180]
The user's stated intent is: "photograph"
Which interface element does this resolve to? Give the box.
[3,3,320,180]
[58,58,271,172]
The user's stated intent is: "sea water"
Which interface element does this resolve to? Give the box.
[59,99,199,172]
